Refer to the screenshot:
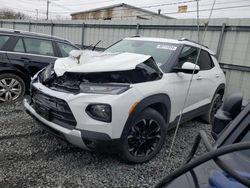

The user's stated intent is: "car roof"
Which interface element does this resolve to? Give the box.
[124,37,216,55]
[0,28,71,43]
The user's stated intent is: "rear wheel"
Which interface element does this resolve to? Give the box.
[0,73,25,103]
[120,108,167,163]
[200,93,222,124]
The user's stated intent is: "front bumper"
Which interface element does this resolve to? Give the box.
[24,80,144,151]
[24,98,122,152]
[24,98,88,149]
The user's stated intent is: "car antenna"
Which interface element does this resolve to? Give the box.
[166,0,217,164]
[92,40,101,51]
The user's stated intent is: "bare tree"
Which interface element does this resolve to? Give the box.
[0,9,30,19]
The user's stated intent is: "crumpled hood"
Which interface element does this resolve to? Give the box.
[54,50,152,76]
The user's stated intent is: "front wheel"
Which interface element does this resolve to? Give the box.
[120,108,167,163]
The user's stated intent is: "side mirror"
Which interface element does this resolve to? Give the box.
[212,93,243,140]
[173,62,200,74]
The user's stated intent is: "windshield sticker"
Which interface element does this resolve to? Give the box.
[156,44,177,51]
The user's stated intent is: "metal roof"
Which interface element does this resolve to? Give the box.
[70,3,173,19]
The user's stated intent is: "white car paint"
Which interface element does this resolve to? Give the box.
[24,37,226,147]
[54,50,151,76]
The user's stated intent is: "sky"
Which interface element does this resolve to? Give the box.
[1,0,250,20]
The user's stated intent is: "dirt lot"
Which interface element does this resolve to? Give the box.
[0,101,212,188]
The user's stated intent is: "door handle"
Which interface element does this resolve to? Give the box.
[197,76,202,80]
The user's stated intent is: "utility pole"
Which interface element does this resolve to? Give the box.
[35,9,38,20]
[196,0,200,43]
[46,0,50,20]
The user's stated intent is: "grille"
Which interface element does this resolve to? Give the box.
[31,87,77,129]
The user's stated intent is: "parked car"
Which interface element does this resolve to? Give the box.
[0,28,80,102]
[156,93,250,188]
[24,37,226,163]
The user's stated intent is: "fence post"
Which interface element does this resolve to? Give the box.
[13,21,15,29]
[28,22,31,32]
[216,23,226,61]
[51,22,54,35]
[136,23,140,36]
[81,22,85,47]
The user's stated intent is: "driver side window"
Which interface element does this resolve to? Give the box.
[177,46,198,68]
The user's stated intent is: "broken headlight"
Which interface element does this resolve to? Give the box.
[80,83,129,95]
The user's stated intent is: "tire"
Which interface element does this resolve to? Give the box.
[200,93,223,124]
[120,108,167,163]
[0,73,26,103]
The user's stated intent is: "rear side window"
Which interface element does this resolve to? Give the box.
[0,35,10,49]
[198,50,214,70]
[23,38,54,56]
[57,42,78,57]
[14,39,25,53]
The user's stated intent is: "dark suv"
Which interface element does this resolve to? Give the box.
[0,28,79,102]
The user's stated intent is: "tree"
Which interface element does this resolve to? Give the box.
[0,9,30,19]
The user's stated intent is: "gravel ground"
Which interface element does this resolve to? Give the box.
[0,101,213,188]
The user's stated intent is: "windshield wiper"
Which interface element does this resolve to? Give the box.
[92,40,101,51]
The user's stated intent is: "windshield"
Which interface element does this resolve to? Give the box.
[104,39,179,67]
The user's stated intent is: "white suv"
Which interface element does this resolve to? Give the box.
[24,37,226,163]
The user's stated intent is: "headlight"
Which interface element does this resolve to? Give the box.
[80,83,129,95]
[86,104,111,122]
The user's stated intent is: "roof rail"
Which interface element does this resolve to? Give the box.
[0,28,67,42]
[179,37,209,49]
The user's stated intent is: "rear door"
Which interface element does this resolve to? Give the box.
[7,37,57,77]
[196,50,218,104]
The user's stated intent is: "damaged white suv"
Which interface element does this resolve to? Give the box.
[24,37,226,163]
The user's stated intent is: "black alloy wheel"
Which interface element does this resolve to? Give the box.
[121,108,166,163]
[127,119,161,157]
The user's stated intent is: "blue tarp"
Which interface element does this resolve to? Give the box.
[208,171,250,188]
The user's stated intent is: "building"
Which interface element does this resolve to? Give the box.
[71,3,173,20]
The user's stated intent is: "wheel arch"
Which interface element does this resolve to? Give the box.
[121,94,171,138]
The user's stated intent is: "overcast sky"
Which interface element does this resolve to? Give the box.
[1,0,250,20]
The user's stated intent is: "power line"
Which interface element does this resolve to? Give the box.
[55,0,117,6]
[2,0,250,19]
[50,1,75,11]
[44,0,250,14]
[43,0,198,13]
[55,4,250,19]
[164,4,250,14]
